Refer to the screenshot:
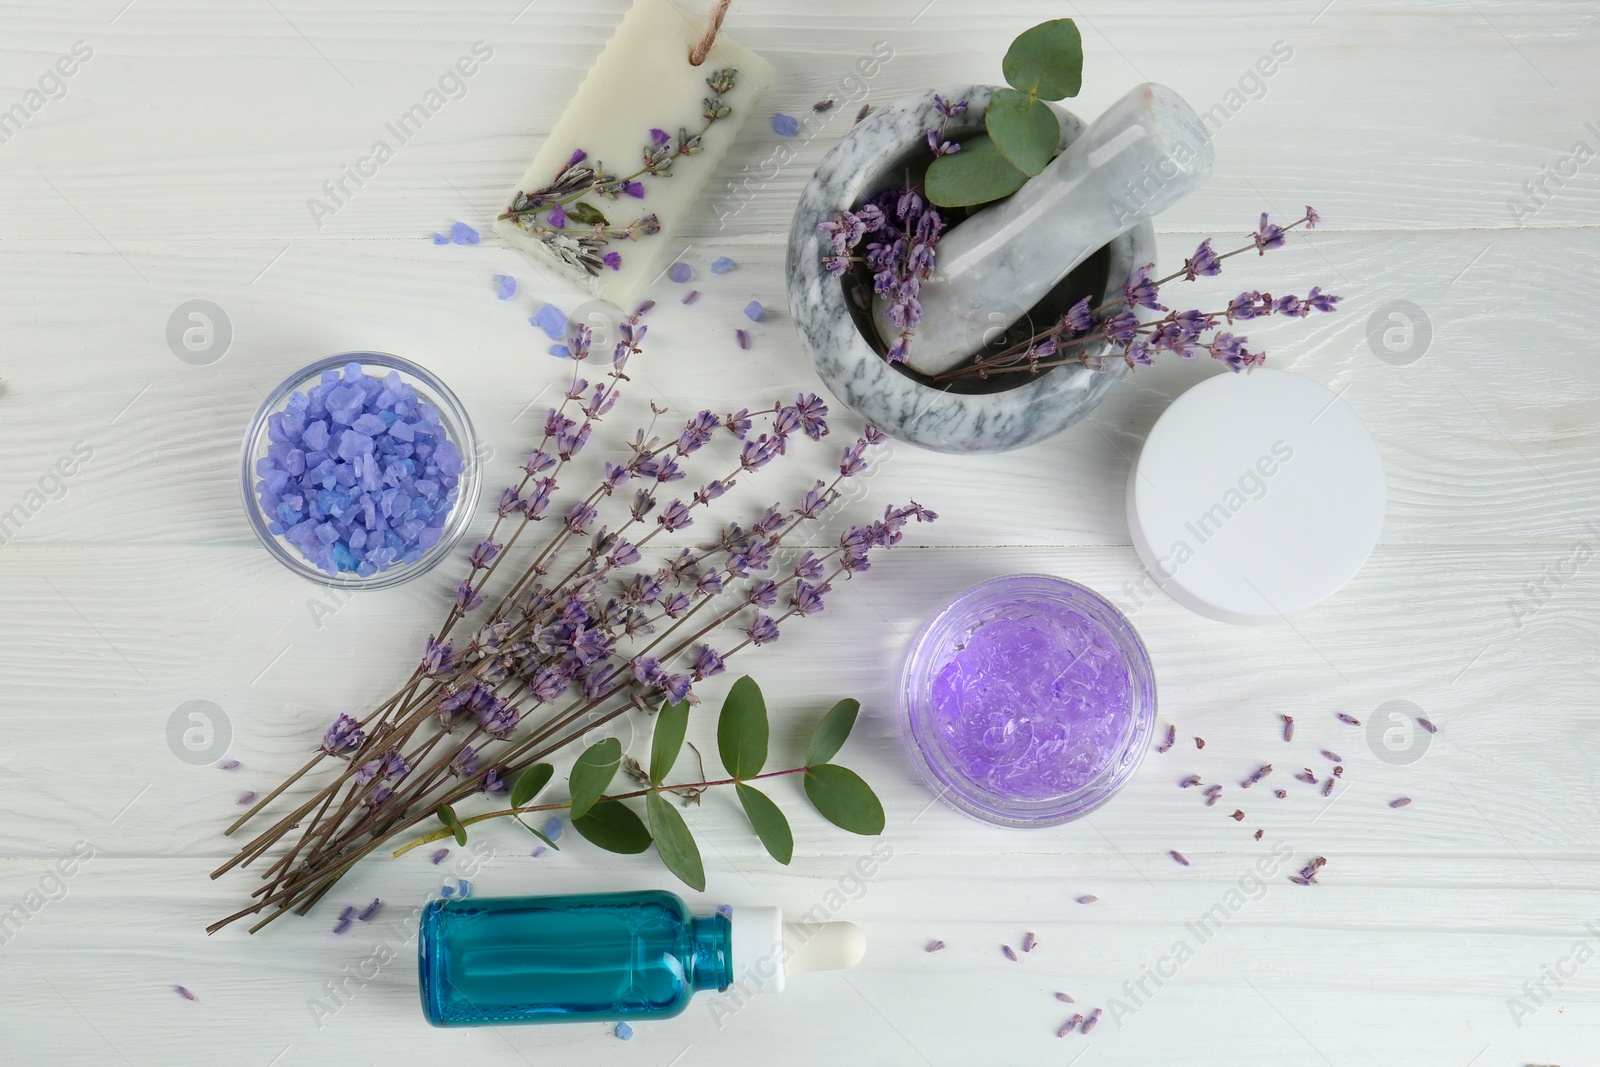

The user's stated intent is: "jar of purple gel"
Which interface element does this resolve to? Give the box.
[242,353,481,589]
[899,574,1156,827]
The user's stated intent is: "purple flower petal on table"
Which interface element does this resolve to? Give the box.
[925,939,945,952]
[1076,896,1097,905]
[1055,992,1075,1002]
[1390,797,1412,808]
[358,898,382,921]
[218,759,240,771]
[604,251,622,270]
[681,289,699,304]
[1170,850,1190,867]
[237,791,256,805]
[430,848,450,865]
[1001,945,1018,962]
[734,328,750,350]
[174,985,197,1001]
[1058,1015,1082,1037]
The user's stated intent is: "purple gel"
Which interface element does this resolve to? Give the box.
[901,575,1156,827]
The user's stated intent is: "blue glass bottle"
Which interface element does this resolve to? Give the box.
[418,890,732,1026]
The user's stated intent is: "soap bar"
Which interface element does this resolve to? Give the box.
[494,0,774,307]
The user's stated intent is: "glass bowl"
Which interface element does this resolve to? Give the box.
[241,352,481,589]
[899,574,1157,827]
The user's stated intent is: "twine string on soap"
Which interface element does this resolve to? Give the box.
[688,0,732,66]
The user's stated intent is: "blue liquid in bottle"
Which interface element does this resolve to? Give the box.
[418,890,732,1026]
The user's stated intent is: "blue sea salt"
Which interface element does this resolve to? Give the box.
[253,362,462,577]
[772,113,799,137]
[532,303,567,339]
[743,300,765,322]
[450,221,479,245]
[431,232,450,244]
[548,344,572,359]
[710,256,736,274]
[668,262,693,283]
[615,1022,633,1041]
[495,274,518,300]
[543,817,563,842]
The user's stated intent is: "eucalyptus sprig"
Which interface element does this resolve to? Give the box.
[925,19,1083,208]
[399,677,883,892]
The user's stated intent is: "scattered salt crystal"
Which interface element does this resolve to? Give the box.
[717,904,733,919]
[429,848,450,865]
[681,289,699,304]
[668,262,693,283]
[735,329,750,350]
[743,300,765,322]
[450,221,479,245]
[174,985,197,1001]
[495,274,517,300]
[772,113,799,136]
[532,303,567,339]
[710,256,736,274]
[615,1021,633,1041]
[548,344,572,358]
[440,884,455,898]
[543,817,563,842]
[925,939,945,952]
[456,879,471,899]
[431,232,449,244]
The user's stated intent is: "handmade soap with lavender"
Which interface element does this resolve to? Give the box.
[494,0,774,307]
[899,575,1156,826]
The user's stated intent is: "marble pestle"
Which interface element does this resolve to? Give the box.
[883,82,1214,377]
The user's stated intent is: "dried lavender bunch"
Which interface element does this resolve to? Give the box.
[401,681,884,893]
[498,67,738,275]
[932,208,1337,381]
[213,303,936,933]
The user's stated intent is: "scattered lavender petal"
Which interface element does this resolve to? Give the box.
[1389,797,1412,808]
[743,300,765,322]
[429,848,450,865]
[1281,714,1294,742]
[1195,737,1206,749]
[1170,850,1190,867]
[615,1021,634,1041]
[1321,777,1335,797]
[174,985,197,1002]
[1055,991,1075,1002]
[237,791,256,805]
[1321,749,1342,763]
[710,256,737,274]
[1240,764,1273,789]
[1002,945,1018,962]
[1021,931,1037,953]
[531,846,548,858]
[772,113,799,136]
[813,98,835,113]
[1254,829,1264,840]
[494,274,518,300]
[1179,774,1202,788]
[1337,713,1361,726]
[332,916,352,935]
[1082,1007,1103,1034]
[925,939,945,953]
[450,221,479,245]
[1230,809,1245,821]
[668,262,693,283]
[681,289,699,304]
[1418,717,1438,734]
[339,904,356,922]
[1333,765,1344,778]
[1295,768,1318,785]
[1274,789,1287,799]
[1057,1015,1082,1037]
[358,898,382,922]
[1075,895,1097,905]
[218,759,240,771]
[855,104,871,123]
[1155,724,1176,753]
[735,328,750,350]
[1289,874,1311,886]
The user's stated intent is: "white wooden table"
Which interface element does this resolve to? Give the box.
[2,2,1596,1063]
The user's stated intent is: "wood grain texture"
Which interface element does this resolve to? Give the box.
[1,2,1597,1065]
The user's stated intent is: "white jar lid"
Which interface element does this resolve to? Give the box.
[1125,368,1385,625]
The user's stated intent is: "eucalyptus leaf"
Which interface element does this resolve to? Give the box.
[435,804,468,846]
[717,676,769,780]
[985,87,1060,176]
[1001,19,1083,100]
[804,764,886,836]
[571,800,652,854]
[646,792,706,891]
[566,200,610,226]
[513,815,561,851]
[568,737,622,819]
[736,783,793,865]
[925,135,1029,208]
[510,763,554,810]
[806,698,862,767]
[651,699,692,785]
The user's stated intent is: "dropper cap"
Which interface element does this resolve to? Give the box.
[727,907,866,994]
